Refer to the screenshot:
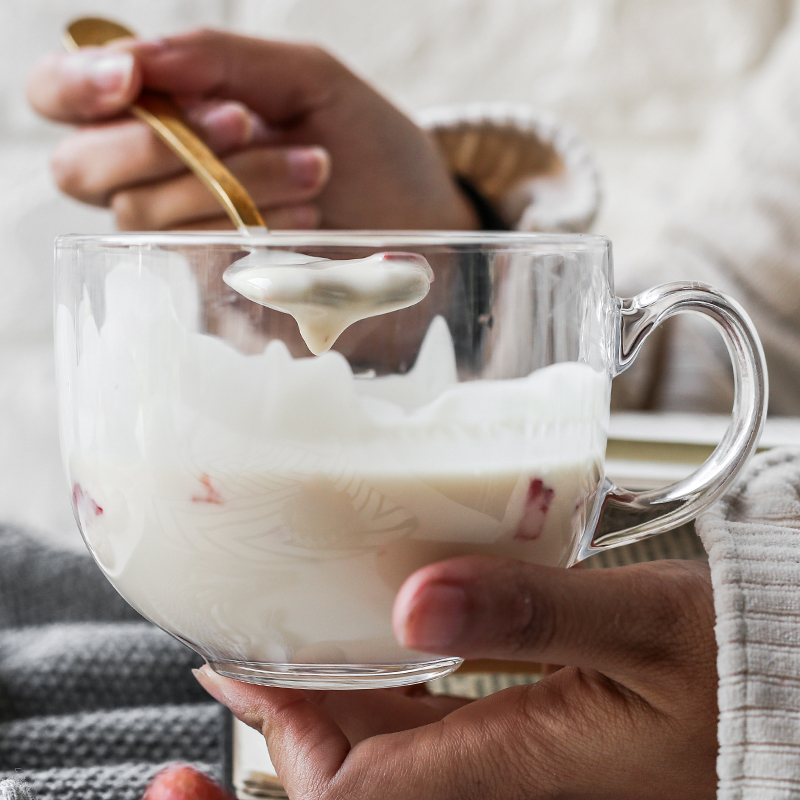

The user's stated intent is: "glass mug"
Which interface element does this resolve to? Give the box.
[54,232,767,689]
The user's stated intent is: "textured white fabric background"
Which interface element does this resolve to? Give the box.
[0,0,793,542]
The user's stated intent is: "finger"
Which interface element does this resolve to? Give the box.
[111,146,329,229]
[27,47,142,123]
[300,688,470,745]
[157,204,320,231]
[195,667,462,747]
[194,667,349,799]
[148,204,320,232]
[128,30,348,125]
[51,101,257,206]
[196,666,524,800]
[393,557,715,687]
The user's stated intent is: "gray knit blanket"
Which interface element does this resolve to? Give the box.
[0,526,229,800]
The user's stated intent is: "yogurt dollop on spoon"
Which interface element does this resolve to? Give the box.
[223,251,434,355]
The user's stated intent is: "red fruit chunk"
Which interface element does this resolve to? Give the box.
[514,478,555,541]
[143,764,233,800]
[192,474,224,505]
[72,482,103,520]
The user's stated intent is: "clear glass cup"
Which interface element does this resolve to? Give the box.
[54,231,767,688]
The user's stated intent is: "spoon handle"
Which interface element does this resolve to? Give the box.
[63,17,266,232]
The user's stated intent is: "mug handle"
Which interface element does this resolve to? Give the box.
[581,281,768,558]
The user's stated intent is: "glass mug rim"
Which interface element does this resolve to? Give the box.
[55,230,612,252]
[55,232,766,689]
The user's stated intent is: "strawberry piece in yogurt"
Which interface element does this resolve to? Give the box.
[514,478,555,541]
[192,474,224,505]
[72,482,103,523]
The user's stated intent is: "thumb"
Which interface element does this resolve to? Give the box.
[27,46,142,122]
[393,556,714,686]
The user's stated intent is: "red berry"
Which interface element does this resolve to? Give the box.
[72,482,103,521]
[143,764,233,800]
[191,474,224,505]
[514,478,555,541]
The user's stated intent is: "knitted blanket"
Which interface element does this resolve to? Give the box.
[0,526,229,800]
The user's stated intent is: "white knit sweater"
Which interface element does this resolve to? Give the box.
[423,7,800,417]
[422,11,800,797]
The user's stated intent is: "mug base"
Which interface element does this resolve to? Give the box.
[207,656,463,689]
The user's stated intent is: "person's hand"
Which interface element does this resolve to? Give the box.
[27,30,477,232]
[195,557,718,800]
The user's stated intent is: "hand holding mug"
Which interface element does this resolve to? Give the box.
[196,556,719,800]
[57,233,766,687]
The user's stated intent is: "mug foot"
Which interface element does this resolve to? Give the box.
[207,656,463,689]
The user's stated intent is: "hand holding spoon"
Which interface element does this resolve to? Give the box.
[64,17,266,232]
[64,17,432,354]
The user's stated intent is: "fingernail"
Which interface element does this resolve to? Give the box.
[286,147,328,188]
[193,665,231,705]
[194,666,266,731]
[70,51,135,95]
[196,103,255,145]
[399,583,468,651]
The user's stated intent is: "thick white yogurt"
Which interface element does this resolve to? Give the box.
[56,258,609,667]
[223,251,433,355]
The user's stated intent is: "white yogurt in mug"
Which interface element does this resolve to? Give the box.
[57,257,608,668]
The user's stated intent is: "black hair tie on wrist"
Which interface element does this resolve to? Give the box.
[455,175,511,231]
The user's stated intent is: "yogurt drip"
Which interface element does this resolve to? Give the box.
[223,251,433,355]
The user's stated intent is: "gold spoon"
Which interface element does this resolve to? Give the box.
[63,17,266,232]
